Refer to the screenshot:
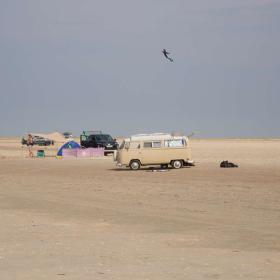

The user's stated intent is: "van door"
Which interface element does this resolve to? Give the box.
[128,141,142,162]
[141,141,163,165]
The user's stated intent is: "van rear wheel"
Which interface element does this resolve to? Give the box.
[129,160,141,170]
[171,160,183,169]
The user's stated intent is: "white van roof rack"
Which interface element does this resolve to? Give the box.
[130,133,186,141]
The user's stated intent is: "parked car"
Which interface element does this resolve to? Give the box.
[21,135,54,146]
[115,133,194,170]
[80,131,118,154]
[62,132,73,139]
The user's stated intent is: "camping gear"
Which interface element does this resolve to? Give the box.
[57,141,105,158]
[62,148,105,158]
[57,141,81,157]
[37,150,45,158]
[62,148,79,158]
[220,160,238,168]
[90,148,104,157]
[77,148,91,158]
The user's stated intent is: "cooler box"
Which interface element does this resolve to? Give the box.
[37,150,45,158]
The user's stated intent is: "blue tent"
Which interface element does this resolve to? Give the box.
[57,140,80,156]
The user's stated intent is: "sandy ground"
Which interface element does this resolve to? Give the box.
[0,138,280,279]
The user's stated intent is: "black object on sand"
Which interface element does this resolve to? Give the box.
[220,160,238,168]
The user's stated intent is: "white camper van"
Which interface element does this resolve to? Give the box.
[115,133,194,170]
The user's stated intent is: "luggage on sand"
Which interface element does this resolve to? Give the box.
[220,160,238,168]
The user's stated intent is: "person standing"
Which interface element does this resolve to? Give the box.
[27,134,34,158]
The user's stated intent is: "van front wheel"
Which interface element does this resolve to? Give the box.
[171,160,183,169]
[129,160,141,170]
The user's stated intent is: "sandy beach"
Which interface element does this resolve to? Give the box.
[0,138,280,279]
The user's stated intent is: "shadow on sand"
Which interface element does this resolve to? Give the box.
[109,166,191,172]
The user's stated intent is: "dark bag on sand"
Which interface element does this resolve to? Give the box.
[220,160,238,168]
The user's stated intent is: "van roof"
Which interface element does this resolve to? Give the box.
[127,133,188,141]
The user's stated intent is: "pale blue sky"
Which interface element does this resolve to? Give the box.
[1,0,279,137]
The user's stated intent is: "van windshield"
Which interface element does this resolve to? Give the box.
[93,134,113,142]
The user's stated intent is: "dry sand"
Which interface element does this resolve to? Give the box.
[0,138,280,279]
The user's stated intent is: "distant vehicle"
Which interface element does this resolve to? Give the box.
[62,132,73,139]
[80,131,118,155]
[21,135,54,146]
[115,133,194,170]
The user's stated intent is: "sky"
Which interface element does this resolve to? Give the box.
[0,0,279,137]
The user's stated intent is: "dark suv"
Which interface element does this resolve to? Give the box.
[80,131,118,154]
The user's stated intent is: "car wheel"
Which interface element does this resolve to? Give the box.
[129,160,141,170]
[171,160,183,169]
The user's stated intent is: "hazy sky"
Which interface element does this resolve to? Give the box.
[1,0,279,137]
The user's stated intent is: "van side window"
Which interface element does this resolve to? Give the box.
[152,141,161,148]
[130,142,141,149]
[164,139,184,147]
[143,142,152,148]
[143,141,161,148]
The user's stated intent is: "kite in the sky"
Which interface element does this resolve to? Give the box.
[162,49,174,62]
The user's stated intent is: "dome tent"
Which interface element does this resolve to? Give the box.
[57,141,80,157]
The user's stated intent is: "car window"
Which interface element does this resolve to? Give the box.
[143,141,161,148]
[130,142,141,149]
[164,139,184,147]
[152,141,161,148]
[143,142,152,148]
[94,134,113,142]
